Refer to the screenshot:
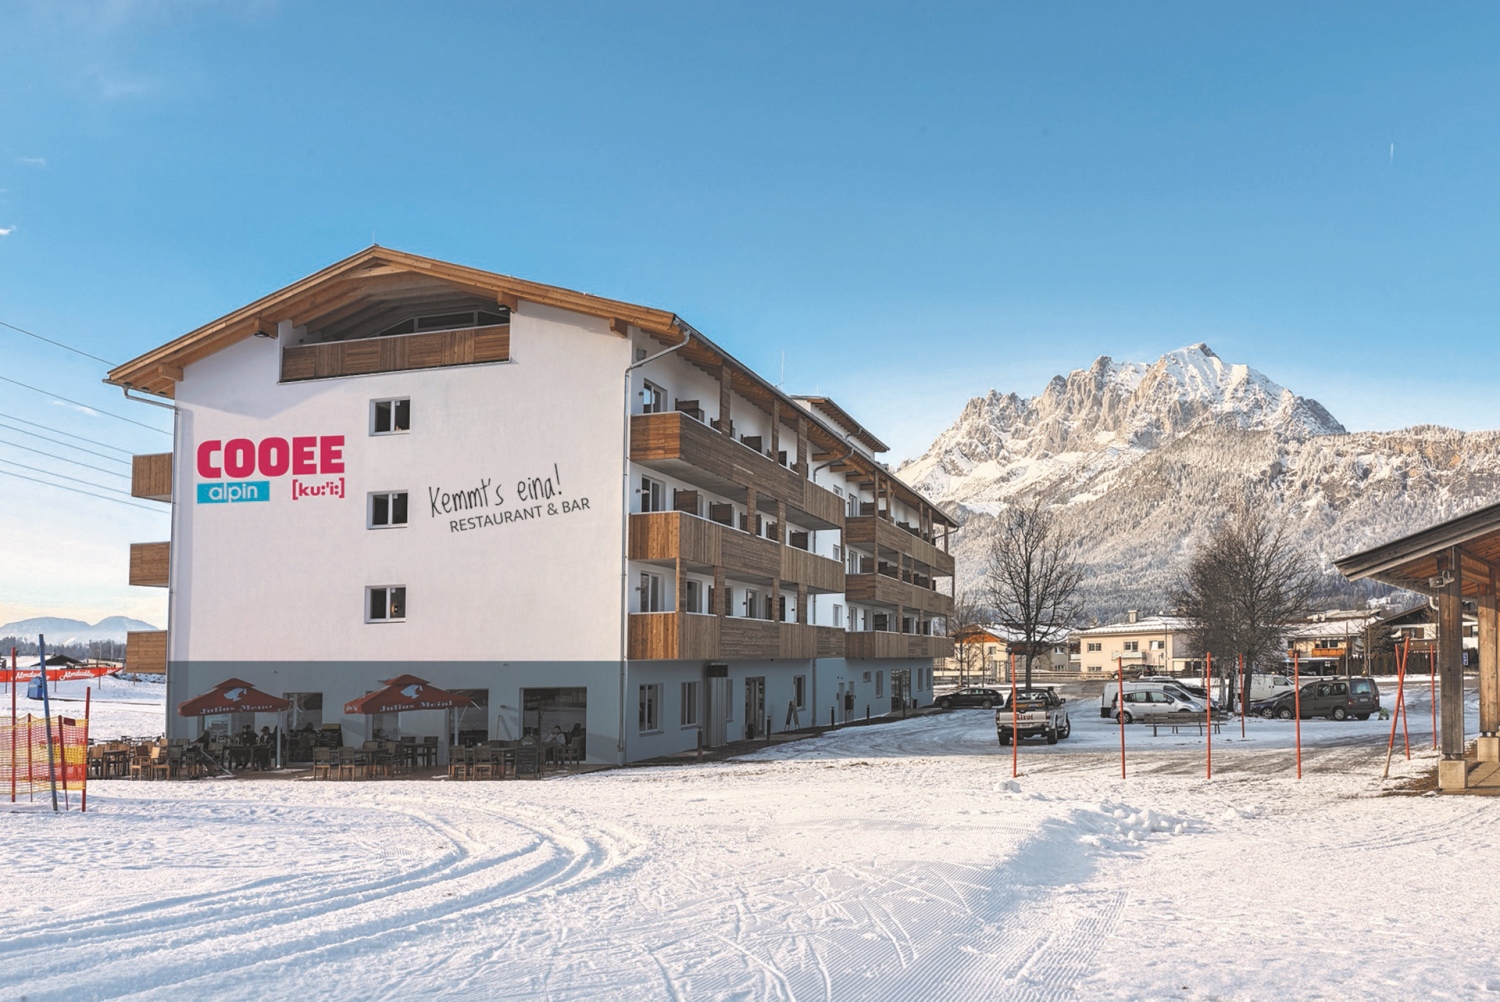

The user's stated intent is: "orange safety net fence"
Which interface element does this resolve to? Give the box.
[2,714,88,800]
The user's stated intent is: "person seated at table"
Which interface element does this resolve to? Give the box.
[193,729,214,748]
[259,726,274,745]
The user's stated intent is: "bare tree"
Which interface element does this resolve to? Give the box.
[984,499,1085,688]
[948,591,993,686]
[1173,502,1321,706]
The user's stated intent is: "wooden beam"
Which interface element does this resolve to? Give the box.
[1480,574,1498,740]
[610,318,631,338]
[1438,550,1466,760]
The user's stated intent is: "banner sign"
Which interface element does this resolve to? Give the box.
[2,665,117,683]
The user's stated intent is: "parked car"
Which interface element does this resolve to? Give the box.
[1251,677,1381,721]
[937,687,1005,710]
[997,688,1071,745]
[1100,681,1208,718]
[1110,688,1204,723]
[1136,675,1225,710]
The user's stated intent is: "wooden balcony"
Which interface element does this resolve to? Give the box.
[631,411,844,530]
[844,514,955,577]
[844,572,953,616]
[628,614,847,660]
[845,632,953,660]
[126,630,168,674]
[129,542,170,588]
[629,511,842,590]
[131,453,172,502]
[280,324,509,382]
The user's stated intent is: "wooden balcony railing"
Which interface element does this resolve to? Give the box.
[629,511,843,590]
[844,572,953,616]
[844,514,955,577]
[627,614,847,660]
[631,411,844,530]
[129,542,170,588]
[281,324,509,382]
[845,632,953,660]
[131,453,172,502]
[126,631,168,674]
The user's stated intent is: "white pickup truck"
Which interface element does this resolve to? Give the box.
[996,688,1072,746]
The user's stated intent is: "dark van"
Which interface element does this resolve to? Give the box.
[1253,677,1381,721]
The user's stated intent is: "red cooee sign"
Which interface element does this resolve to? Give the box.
[197,436,344,479]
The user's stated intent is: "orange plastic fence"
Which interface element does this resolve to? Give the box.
[2,714,88,799]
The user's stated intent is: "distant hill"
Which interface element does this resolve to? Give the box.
[898,344,1493,620]
[0,616,160,645]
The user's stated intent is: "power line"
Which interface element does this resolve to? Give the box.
[0,467,162,513]
[0,456,135,495]
[0,410,136,454]
[0,318,117,366]
[0,374,170,435]
[0,437,131,478]
[0,420,132,466]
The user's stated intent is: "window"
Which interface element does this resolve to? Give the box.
[833,604,844,628]
[367,586,406,622]
[639,476,665,513]
[372,398,410,435]
[638,572,664,613]
[793,675,806,709]
[368,491,409,528]
[1087,642,1102,653]
[641,381,667,414]
[876,671,884,697]
[639,684,662,733]
[377,309,507,336]
[681,681,700,727]
[684,579,702,614]
[1149,640,1165,651]
[1123,641,1140,652]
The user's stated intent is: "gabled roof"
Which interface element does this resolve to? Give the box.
[1334,499,1500,596]
[792,396,890,453]
[1076,616,1191,637]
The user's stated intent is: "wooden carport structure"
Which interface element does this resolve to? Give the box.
[1336,502,1500,790]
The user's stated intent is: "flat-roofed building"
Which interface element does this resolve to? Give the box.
[108,248,955,764]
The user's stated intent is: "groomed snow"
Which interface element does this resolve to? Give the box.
[1,679,1492,1000]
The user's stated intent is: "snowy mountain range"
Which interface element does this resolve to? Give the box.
[0,616,159,645]
[899,344,1500,620]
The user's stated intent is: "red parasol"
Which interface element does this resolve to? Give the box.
[343,674,475,715]
[177,677,292,716]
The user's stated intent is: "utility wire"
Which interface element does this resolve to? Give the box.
[0,318,118,366]
[0,420,132,466]
[0,456,135,495]
[0,467,161,513]
[0,409,136,454]
[0,374,170,435]
[0,437,131,478]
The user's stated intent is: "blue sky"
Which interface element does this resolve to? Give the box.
[2,1,1498,625]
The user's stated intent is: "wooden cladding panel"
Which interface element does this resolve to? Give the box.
[781,546,844,593]
[126,631,168,674]
[844,573,953,616]
[131,453,172,501]
[129,542,170,588]
[845,632,953,660]
[280,325,509,382]
[844,515,955,576]
[719,618,781,660]
[799,481,846,528]
[628,613,723,660]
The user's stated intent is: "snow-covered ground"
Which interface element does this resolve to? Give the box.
[1,679,1491,1000]
[8,675,166,740]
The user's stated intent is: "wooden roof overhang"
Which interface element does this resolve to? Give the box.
[106,246,684,398]
[791,396,890,454]
[1335,500,1500,597]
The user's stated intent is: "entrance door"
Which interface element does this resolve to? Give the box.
[891,669,911,712]
[706,676,730,747]
[744,676,766,740]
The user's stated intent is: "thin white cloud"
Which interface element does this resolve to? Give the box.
[0,227,14,236]
[15,157,46,167]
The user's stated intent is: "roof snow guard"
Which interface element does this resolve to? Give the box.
[1335,499,1500,596]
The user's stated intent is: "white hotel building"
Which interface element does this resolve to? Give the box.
[111,248,956,764]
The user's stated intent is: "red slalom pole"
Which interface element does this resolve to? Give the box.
[9,647,15,804]
[1009,653,1018,778]
[1238,653,1246,739]
[1205,652,1213,779]
[81,686,91,814]
[1293,651,1303,779]
[1384,636,1412,778]
[1400,645,1411,759]
[1117,656,1126,779]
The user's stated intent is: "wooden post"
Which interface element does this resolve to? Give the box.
[770,399,780,461]
[1478,570,1500,761]
[718,364,733,437]
[1437,549,1467,788]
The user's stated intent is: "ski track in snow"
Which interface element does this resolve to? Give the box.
[1,680,1492,1000]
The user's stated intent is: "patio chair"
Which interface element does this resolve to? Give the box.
[446,747,469,781]
[337,747,363,781]
[471,749,495,780]
[311,747,333,780]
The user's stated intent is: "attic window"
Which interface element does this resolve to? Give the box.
[377,309,509,337]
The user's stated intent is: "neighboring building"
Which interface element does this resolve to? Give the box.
[938,626,1076,685]
[1075,612,1192,675]
[108,248,955,764]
